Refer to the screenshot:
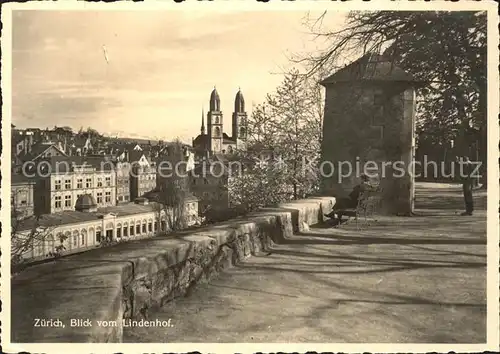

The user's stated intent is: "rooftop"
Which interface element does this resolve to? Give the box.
[11,174,36,185]
[320,53,416,86]
[17,203,159,231]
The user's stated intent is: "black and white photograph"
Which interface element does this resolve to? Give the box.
[1,1,498,352]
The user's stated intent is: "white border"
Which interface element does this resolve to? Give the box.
[1,1,498,353]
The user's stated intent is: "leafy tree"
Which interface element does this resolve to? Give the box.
[228,149,292,212]
[296,10,487,185]
[248,68,323,199]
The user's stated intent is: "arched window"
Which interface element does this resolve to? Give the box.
[214,127,221,137]
[56,232,64,244]
[240,127,246,137]
[73,230,79,248]
[48,234,55,254]
[81,229,87,246]
[95,226,102,243]
[215,116,220,124]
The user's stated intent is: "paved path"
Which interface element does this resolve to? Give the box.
[124,184,487,343]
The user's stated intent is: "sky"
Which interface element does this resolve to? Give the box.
[12,9,345,143]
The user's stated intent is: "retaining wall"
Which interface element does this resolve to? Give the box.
[11,197,334,343]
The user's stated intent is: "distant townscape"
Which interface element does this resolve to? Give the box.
[10,87,264,267]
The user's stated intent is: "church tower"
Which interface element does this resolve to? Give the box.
[232,88,247,150]
[207,87,223,154]
[200,107,206,135]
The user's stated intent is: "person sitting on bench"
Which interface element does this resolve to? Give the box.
[324,174,376,224]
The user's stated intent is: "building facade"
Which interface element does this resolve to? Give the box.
[17,194,199,262]
[190,158,230,213]
[11,175,36,219]
[115,161,131,203]
[130,161,157,201]
[33,157,117,215]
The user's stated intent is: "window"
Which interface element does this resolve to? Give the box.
[204,178,209,185]
[86,178,92,188]
[77,178,83,189]
[55,180,62,190]
[73,235,77,247]
[118,196,123,202]
[148,222,152,232]
[154,222,158,231]
[123,227,128,237]
[64,195,72,207]
[142,224,147,233]
[96,192,103,204]
[97,178,103,187]
[105,191,111,203]
[124,195,129,201]
[55,196,62,208]
[96,231,102,243]
[130,225,134,236]
[136,225,141,234]
[65,179,72,189]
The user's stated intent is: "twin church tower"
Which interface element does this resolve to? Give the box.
[192,87,248,158]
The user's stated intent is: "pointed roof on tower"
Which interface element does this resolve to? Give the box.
[201,107,205,134]
[234,87,245,113]
[209,86,221,111]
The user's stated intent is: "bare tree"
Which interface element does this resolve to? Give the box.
[11,190,61,274]
[155,139,189,231]
[294,10,487,186]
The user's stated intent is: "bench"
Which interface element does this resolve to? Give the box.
[335,187,382,229]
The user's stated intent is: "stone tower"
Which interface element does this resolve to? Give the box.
[232,88,247,150]
[320,52,418,215]
[207,87,223,154]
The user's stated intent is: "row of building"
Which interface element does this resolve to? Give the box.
[12,88,254,262]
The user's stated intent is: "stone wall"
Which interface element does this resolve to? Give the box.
[11,197,334,343]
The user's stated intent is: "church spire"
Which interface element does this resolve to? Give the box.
[201,107,206,135]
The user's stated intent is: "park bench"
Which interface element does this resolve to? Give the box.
[335,186,382,230]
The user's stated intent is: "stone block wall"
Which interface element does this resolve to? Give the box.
[10,197,334,343]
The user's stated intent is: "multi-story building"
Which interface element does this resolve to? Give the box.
[16,193,199,262]
[190,156,231,213]
[11,174,36,219]
[129,151,157,201]
[115,161,131,203]
[33,156,116,215]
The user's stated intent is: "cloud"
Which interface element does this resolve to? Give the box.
[11,9,337,138]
